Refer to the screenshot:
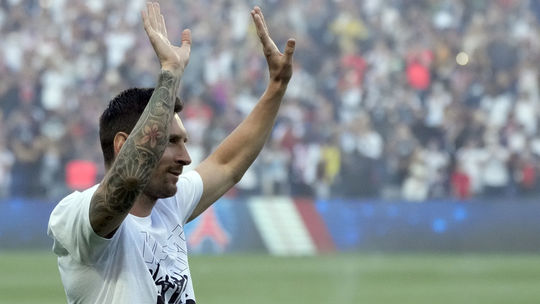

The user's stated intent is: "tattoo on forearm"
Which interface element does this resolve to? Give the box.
[91,71,180,230]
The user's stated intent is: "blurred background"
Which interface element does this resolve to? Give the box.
[1,0,540,303]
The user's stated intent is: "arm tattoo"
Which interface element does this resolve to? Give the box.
[91,71,180,233]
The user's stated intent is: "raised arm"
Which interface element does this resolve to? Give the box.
[190,6,295,222]
[90,3,191,237]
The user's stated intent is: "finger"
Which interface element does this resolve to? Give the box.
[283,38,296,63]
[251,10,277,54]
[146,2,156,30]
[151,2,160,31]
[160,14,168,38]
[253,6,269,34]
[251,7,268,38]
[154,3,162,32]
[141,10,152,34]
[181,29,192,49]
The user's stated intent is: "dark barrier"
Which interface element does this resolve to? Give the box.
[1,197,540,253]
[316,199,540,253]
[0,199,55,249]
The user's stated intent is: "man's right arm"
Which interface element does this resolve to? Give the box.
[89,2,191,238]
[90,70,180,238]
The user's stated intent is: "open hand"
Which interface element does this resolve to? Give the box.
[251,6,295,86]
[142,2,191,75]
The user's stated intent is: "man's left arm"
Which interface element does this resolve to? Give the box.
[190,7,295,222]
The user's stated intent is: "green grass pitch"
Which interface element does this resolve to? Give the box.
[1,251,539,304]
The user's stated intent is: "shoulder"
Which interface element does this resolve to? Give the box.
[48,184,107,261]
[178,170,203,187]
[49,184,100,233]
[162,170,203,224]
[51,185,100,216]
[175,170,203,201]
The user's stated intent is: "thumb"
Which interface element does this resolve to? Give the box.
[284,39,295,63]
[181,29,192,49]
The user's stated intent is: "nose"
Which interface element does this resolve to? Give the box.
[175,143,192,166]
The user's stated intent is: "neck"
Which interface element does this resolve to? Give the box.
[130,193,157,217]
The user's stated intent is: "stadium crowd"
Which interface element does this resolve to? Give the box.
[2,0,540,201]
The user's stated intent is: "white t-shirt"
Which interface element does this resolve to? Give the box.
[48,170,203,304]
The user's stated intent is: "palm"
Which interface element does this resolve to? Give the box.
[142,3,191,73]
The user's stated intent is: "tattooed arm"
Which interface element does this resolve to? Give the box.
[89,2,191,238]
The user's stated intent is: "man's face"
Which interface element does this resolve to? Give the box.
[143,114,192,199]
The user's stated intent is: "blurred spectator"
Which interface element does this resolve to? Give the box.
[7,103,46,198]
[481,140,511,197]
[456,138,488,196]
[423,139,450,198]
[316,132,341,199]
[260,139,291,196]
[0,111,14,198]
[451,161,471,200]
[401,148,430,202]
[514,150,538,196]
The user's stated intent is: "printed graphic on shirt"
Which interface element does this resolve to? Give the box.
[141,225,196,304]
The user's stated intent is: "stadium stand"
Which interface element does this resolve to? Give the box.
[1,0,540,201]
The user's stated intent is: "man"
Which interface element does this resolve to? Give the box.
[47,3,295,303]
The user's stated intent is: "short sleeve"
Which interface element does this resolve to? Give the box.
[47,186,115,264]
[175,170,204,224]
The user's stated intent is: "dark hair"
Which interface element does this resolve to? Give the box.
[99,88,183,168]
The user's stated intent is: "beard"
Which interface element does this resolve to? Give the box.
[142,172,179,199]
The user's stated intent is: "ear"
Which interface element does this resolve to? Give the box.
[113,132,129,158]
